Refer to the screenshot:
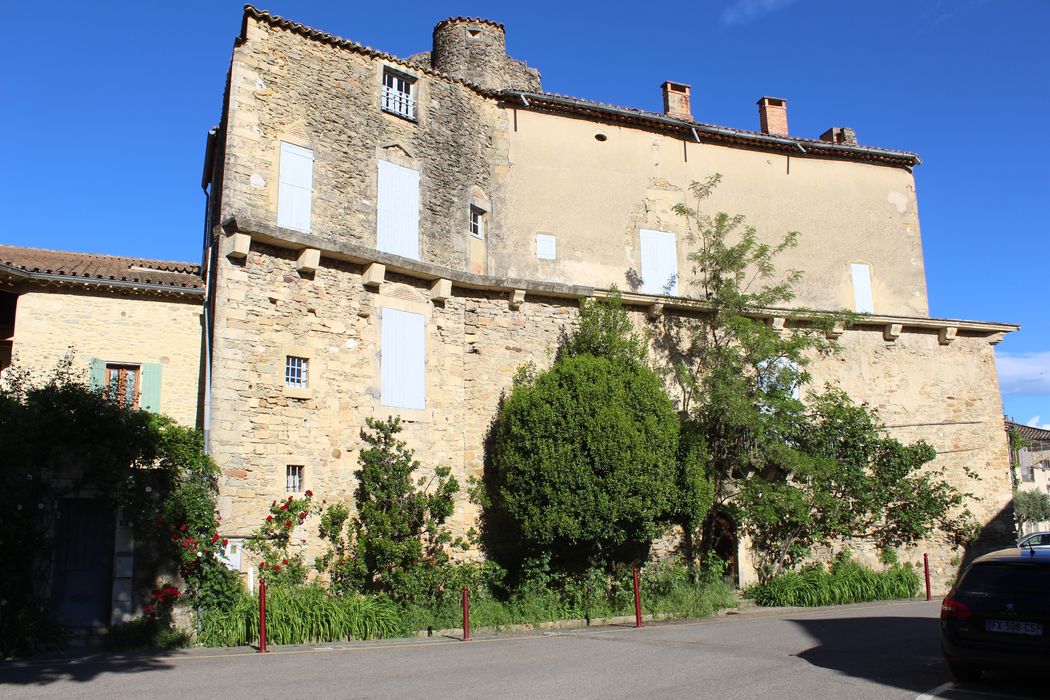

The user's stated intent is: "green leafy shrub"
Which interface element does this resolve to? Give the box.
[103,617,191,651]
[489,353,680,572]
[746,554,920,607]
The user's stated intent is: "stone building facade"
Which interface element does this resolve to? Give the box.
[1009,421,1050,534]
[201,6,1018,591]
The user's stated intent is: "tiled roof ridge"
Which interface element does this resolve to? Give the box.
[0,244,199,274]
[434,17,505,32]
[1007,420,1050,443]
[516,90,920,158]
[241,5,498,96]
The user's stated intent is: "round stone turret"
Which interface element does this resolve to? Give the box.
[431,17,512,91]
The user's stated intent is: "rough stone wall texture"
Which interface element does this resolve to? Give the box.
[220,17,508,273]
[430,20,541,92]
[210,245,1010,592]
[8,289,202,426]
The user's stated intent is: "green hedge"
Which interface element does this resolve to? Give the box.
[746,558,920,607]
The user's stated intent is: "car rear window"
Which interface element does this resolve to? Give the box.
[959,562,1050,596]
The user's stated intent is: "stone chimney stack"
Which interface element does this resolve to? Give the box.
[662,82,692,121]
[757,96,789,135]
[819,127,858,146]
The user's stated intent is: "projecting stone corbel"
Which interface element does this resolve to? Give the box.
[770,317,787,336]
[430,278,452,302]
[296,248,320,274]
[226,232,251,260]
[825,321,845,339]
[938,326,958,346]
[883,323,903,342]
[647,302,664,320]
[362,263,386,288]
[988,332,1005,346]
[509,289,526,310]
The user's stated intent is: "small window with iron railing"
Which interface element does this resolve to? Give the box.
[381,69,416,120]
[285,356,308,389]
[286,465,304,493]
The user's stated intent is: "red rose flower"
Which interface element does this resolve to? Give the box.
[273,565,281,573]
[280,504,288,511]
[266,515,274,523]
[179,524,187,532]
[260,562,267,569]
[304,490,313,497]
[222,539,229,547]
[284,520,293,528]
[288,496,294,502]
[282,559,288,566]
[212,533,220,543]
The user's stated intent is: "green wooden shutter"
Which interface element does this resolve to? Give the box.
[139,364,162,412]
[88,358,106,390]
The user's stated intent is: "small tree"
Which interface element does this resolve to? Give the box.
[738,388,977,579]
[316,417,459,604]
[1014,490,1050,532]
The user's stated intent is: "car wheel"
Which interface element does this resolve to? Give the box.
[948,662,982,683]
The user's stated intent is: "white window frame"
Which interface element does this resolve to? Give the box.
[469,206,485,239]
[286,465,304,493]
[381,68,416,120]
[284,356,309,389]
[639,229,679,296]
[376,160,421,260]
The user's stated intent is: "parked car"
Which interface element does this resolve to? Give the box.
[940,548,1050,681]
[1016,531,1050,549]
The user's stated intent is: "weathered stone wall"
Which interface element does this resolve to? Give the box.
[220,16,509,272]
[9,289,202,427]
[210,244,1011,592]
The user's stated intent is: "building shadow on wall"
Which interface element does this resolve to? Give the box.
[0,651,177,686]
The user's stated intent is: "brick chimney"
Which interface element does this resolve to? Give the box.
[819,127,858,146]
[662,81,692,121]
[757,96,788,136]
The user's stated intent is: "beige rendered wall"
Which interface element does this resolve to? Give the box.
[9,289,203,427]
[209,244,1008,592]
[500,110,929,317]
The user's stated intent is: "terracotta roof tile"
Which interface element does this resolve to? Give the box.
[1008,420,1050,446]
[0,244,203,292]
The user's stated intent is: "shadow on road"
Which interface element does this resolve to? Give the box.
[0,651,176,686]
[789,614,1049,699]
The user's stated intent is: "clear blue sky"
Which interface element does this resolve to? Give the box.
[2,0,1047,426]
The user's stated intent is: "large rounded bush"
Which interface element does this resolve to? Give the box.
[492,354,679,568]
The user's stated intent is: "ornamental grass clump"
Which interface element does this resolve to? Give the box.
[746,552,920,607]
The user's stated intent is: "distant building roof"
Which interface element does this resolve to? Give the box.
[0,244,204,296]
[1007,420,1050,447]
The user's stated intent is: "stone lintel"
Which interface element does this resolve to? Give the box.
[647,302,664,320]
[296,247,320,273]
[509,289,526,310]
[227,232,251,260]
[938,326,958,346]
[883,323,903,341]
[362,262,386,288]
[430,278,452,302]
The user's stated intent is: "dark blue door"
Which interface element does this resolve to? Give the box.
[52,499,115,628]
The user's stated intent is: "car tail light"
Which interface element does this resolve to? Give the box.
[941,597,972,619]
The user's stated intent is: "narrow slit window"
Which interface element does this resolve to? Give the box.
[286,465,304,493]
[285,356,309,389]
[850,263,874,313]
[469,206,485,239]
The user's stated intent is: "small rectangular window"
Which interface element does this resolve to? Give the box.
[536,234,557,260]
[381,69,416,120]
[850,263,874,313]
[285,356,308,389]
[1021,465,1036,482]
[469,206,485,239]
[640,229,679,296]
[286,465,304,493]
[277,142,314,233]
[105,364,140,408]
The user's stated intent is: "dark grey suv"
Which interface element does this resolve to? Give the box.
[940,548,1050,681]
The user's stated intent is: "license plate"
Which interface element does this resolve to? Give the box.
[985,619,1043,636]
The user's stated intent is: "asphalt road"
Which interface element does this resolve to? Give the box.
[2,600,1046,699]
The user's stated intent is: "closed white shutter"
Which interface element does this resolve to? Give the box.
[640,229,678,296]
[850,263,874,313]
[277,142,313,232]
[536,234,557,260]
[376,161,420,260]
[381,308,425,409]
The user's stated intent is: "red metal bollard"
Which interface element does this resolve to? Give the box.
[258,577,269,653]
[923,553,932,601]
[633,565,643,629]
[462,585,470,641]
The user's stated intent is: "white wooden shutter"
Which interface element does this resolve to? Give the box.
[376,161,420,260]
[536,234,557,260]
[640,229,678,296]
[277,142,314,232]
[381,308,425,409]
[850,263,874,313]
